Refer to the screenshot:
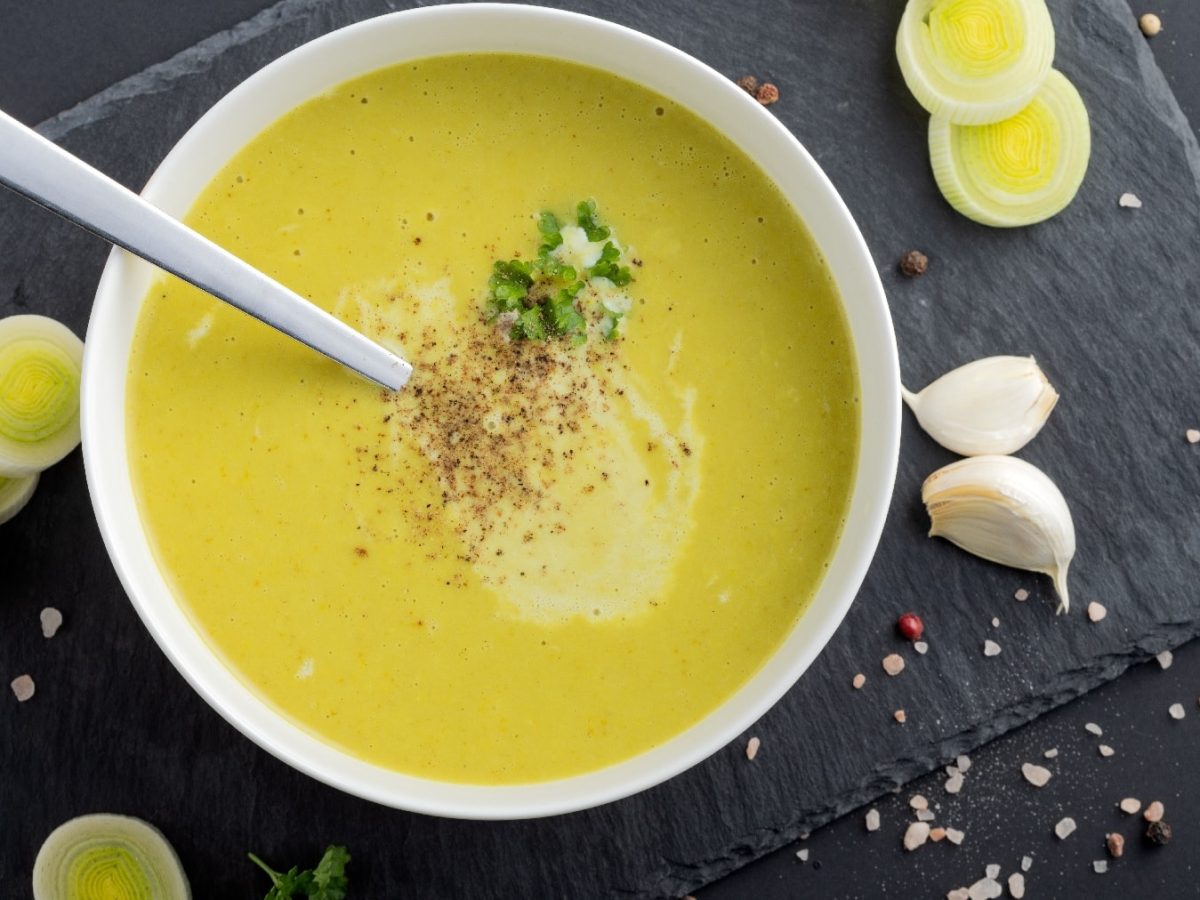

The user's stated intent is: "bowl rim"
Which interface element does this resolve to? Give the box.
[82,2,900,819]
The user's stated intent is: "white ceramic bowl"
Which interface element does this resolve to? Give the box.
[83,3,899,819]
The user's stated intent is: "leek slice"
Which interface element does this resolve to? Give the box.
[0,472,37,525]
[929,69,1090,227]
[0,315,84,476]
[33,814,191,900]
[897,0,1055,125]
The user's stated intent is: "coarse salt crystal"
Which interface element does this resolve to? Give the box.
[1022,763,1052,788]
[918,809,936,822]
[1099,744,1115,757]
[1093,860,1108,874]
[904,821,931,851]
[945,772,965,794]
[10,674,34,702]
[746,736,761,760]
[991,617,1000,628]
[948,890,970,900]
[1118,192,1143,209]
[1107,833,1125,858]
[39,607,63,639]
[865,808,880,832]
[1021,856,1033,872]
[1157,650,1174,669]
[1009,872,1026,898]
[1119,798,1141,814]
[956,754,972,772]
[894,709,907,724]
[883,653,905,676]
[796,848,809,862]
[1188,429,1200,444]
[852,673,866,689]
[1168,703,1185,720]
[1014,588,1029,602]
[1085,722,1103,736]
[983,640,1002,657]
[1144,800,1164,822]
[1043,748,1058,759]
[946,827,965,845]
[946,764,959,777]
[985,864,1000,879]
[914,641,929,655]
[930,827,947,842]
[910,794,929,810]
[1087,602,1107,622]
[1055,817,1077,840]
[968,877,1002,900]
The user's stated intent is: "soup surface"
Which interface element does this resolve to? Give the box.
[127,54,859,783]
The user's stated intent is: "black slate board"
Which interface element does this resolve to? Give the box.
[2,1,1199,897]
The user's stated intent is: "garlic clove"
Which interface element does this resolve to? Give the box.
[902,356,1058,456]
[922,455,1075,612]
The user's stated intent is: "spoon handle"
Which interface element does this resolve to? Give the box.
[0,110,411,391]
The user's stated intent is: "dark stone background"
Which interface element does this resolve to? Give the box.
[1,1,1198,898]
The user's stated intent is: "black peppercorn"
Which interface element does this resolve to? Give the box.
[1146,820,1173,845]
[899,250,929,278]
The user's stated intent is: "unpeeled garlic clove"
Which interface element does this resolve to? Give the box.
[902,356,1058,456]
[922,455,1075,612]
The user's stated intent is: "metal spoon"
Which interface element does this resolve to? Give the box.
[0,109,412,391]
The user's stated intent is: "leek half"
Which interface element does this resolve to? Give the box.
[897,0,1055,125]
[929,69,1090,228]
[0,314,84,476]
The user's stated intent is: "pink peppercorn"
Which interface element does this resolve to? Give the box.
[897,613,924,641]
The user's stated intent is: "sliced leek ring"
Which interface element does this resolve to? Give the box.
[0,315,84,476]
[0,472,38,525]
[33,814,191,900]
[929,69,1090,228]
[897,0,1055,125]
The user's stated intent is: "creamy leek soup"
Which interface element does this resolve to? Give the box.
[127,54,859,783]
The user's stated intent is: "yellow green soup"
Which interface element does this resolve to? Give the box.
[127,54,859,784]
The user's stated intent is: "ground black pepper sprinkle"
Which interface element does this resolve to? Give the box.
[899,249,929,277]
[1146,820,1173,845]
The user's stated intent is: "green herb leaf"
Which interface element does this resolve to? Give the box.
[537,211,563,255]
[249,846,351,900]
[513,306,547,340]
[311,846,351,900]
[587,241,632,286]
[488,259,535,313]
[576,199,611,242]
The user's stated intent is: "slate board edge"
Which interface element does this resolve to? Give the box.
[661,634,1194,895]
[28,0,1200,895]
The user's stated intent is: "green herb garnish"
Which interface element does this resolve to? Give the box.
[587,241,632,286]
[486,200,634,345]
[249,845,350,900]
[576,199,610,242]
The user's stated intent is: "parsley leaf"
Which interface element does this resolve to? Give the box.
[513,306,547,340]
[311,846,351,900]
[587,242,632,286]
[487,259,534,313]
[576,199,611,242]
[537,211,563,255]
[249,846,351,900]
